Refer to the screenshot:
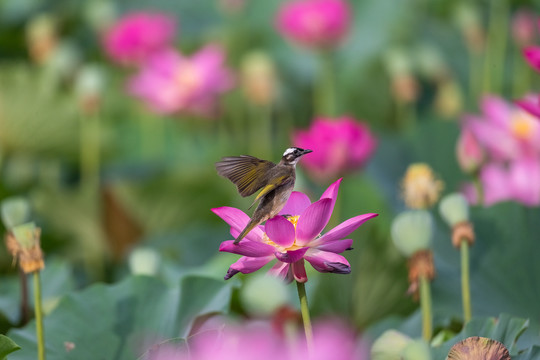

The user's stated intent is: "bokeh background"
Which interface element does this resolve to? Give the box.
[1,0,540,359]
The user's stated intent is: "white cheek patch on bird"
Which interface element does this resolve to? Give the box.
[283,147,296,156]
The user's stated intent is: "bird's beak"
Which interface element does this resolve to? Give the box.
[301,149,313,155]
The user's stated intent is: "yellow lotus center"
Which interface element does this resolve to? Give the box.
[264,215,304,251]
[511,111,536,139]
[402,163,444,209]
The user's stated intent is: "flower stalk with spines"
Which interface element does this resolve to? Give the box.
[1,197,46,360]
[439,193,474,324]
[391,210,435,341]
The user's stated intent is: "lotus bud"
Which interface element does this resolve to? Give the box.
[391,210,433,257]
[84,0,117,34]
[128,247,160,276]
[402,339,432,360]
[439,193,469,227]
[456,128,484,174]
[512,10,536,48]
[447,336,511,360]
[401,163,444,209]
[453,3,485,54]
[75,64,106,114]
[240,51,278,106]
[371,329,412,360]
[241,273,289,316]
[26,13,58,64]
[434,79,464,119]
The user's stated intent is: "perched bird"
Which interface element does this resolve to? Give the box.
[216,147,313,244]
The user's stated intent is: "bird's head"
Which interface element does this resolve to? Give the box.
[281,147,313,165]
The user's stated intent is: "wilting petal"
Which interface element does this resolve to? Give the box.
[296,198,333,246]
[315,213,378,245]
[268,261,290,280]
[315,239,353,253]
[279,192,311,216]
[304,249,350,274]
[212,207,263,241]
[219,240,275,257]
[292,260,307,283]
[265,216,296,247]
[225,256,274,280]
[274,247,309,263]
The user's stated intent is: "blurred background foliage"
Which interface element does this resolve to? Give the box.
[1,0,540,358]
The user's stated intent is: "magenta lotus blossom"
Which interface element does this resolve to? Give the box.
[275,0,352,49]
[464,95,540,161]
[462,157,540,207]
[213,178,378,282]
[524,45,540,73]
[128,45,235,117]
[516,93,540,118]
[293,117,377,182]
[103,12,176,66]
[149,321,367,360]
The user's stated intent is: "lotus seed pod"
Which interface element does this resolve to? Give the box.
[371,329,412,360]
[439,193,469,227]
[447,336,510,360]
[401,163,444,209]
[1,196,32,230]
[402,339,432,360]
[128,247,160,276]
[241,273,289,316]
[391,210,433,257]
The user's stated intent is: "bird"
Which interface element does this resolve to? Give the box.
[216,147,313,244]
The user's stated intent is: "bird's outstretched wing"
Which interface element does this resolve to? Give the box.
[215,155,276,197]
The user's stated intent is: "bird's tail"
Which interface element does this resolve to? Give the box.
[234,220,258,245]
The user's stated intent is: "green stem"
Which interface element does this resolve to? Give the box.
[80,113,100,191]
[315,51,337,116]
[419,274,432,342]
[296,281,313,351]
[460,240,472,323]
[473,174,484,206]
[483,0,508,95]
[33,271,46,360]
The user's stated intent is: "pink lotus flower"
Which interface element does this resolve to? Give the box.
[293,117,377,182]
[516,93,540,118]
[213,178,378,282]
[103,12,176,66]
[275,0,352,49]
[149,321,367,360]
[462,157,540,207]
[524,45,540,73]
[464,95,540,161]
[128,45,234,117]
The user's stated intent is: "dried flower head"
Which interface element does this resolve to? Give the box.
[401,163,444,209]
[5,223,44,274]
[447,336,511,360]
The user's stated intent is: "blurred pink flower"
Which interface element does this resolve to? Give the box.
[463,158,540,207]
[213,178,378,282]
[293,117,377,182]
[456,126,485,174]
[464,95,540,161]
[512,10,536,47]
[149,321,367,360]
[516,93,540,118]
[524,46,540,73]
[103,12,176,66]
[128,45,235,117]
[275,0,352,49]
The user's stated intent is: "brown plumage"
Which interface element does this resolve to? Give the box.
[216,147,312,244]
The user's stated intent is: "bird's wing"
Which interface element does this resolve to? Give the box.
[215,155,276,197]
[247,175,289,209]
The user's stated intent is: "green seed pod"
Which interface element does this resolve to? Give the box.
[439,193,469,227]
[402,339,432,360]
[241,273,289,317]
[1,197,32,230]
[391,210,433,257]
[371,330,412,360]
[128,247,161,276]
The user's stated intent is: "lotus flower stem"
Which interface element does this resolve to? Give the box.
[80,113,100,190]
[473,175,484,206]
[296,281,313,350]
[461,240,472,323]
[419,274,432,341]
[316,51,337,116]
[33,271,46,360]
[483,0,508,95]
